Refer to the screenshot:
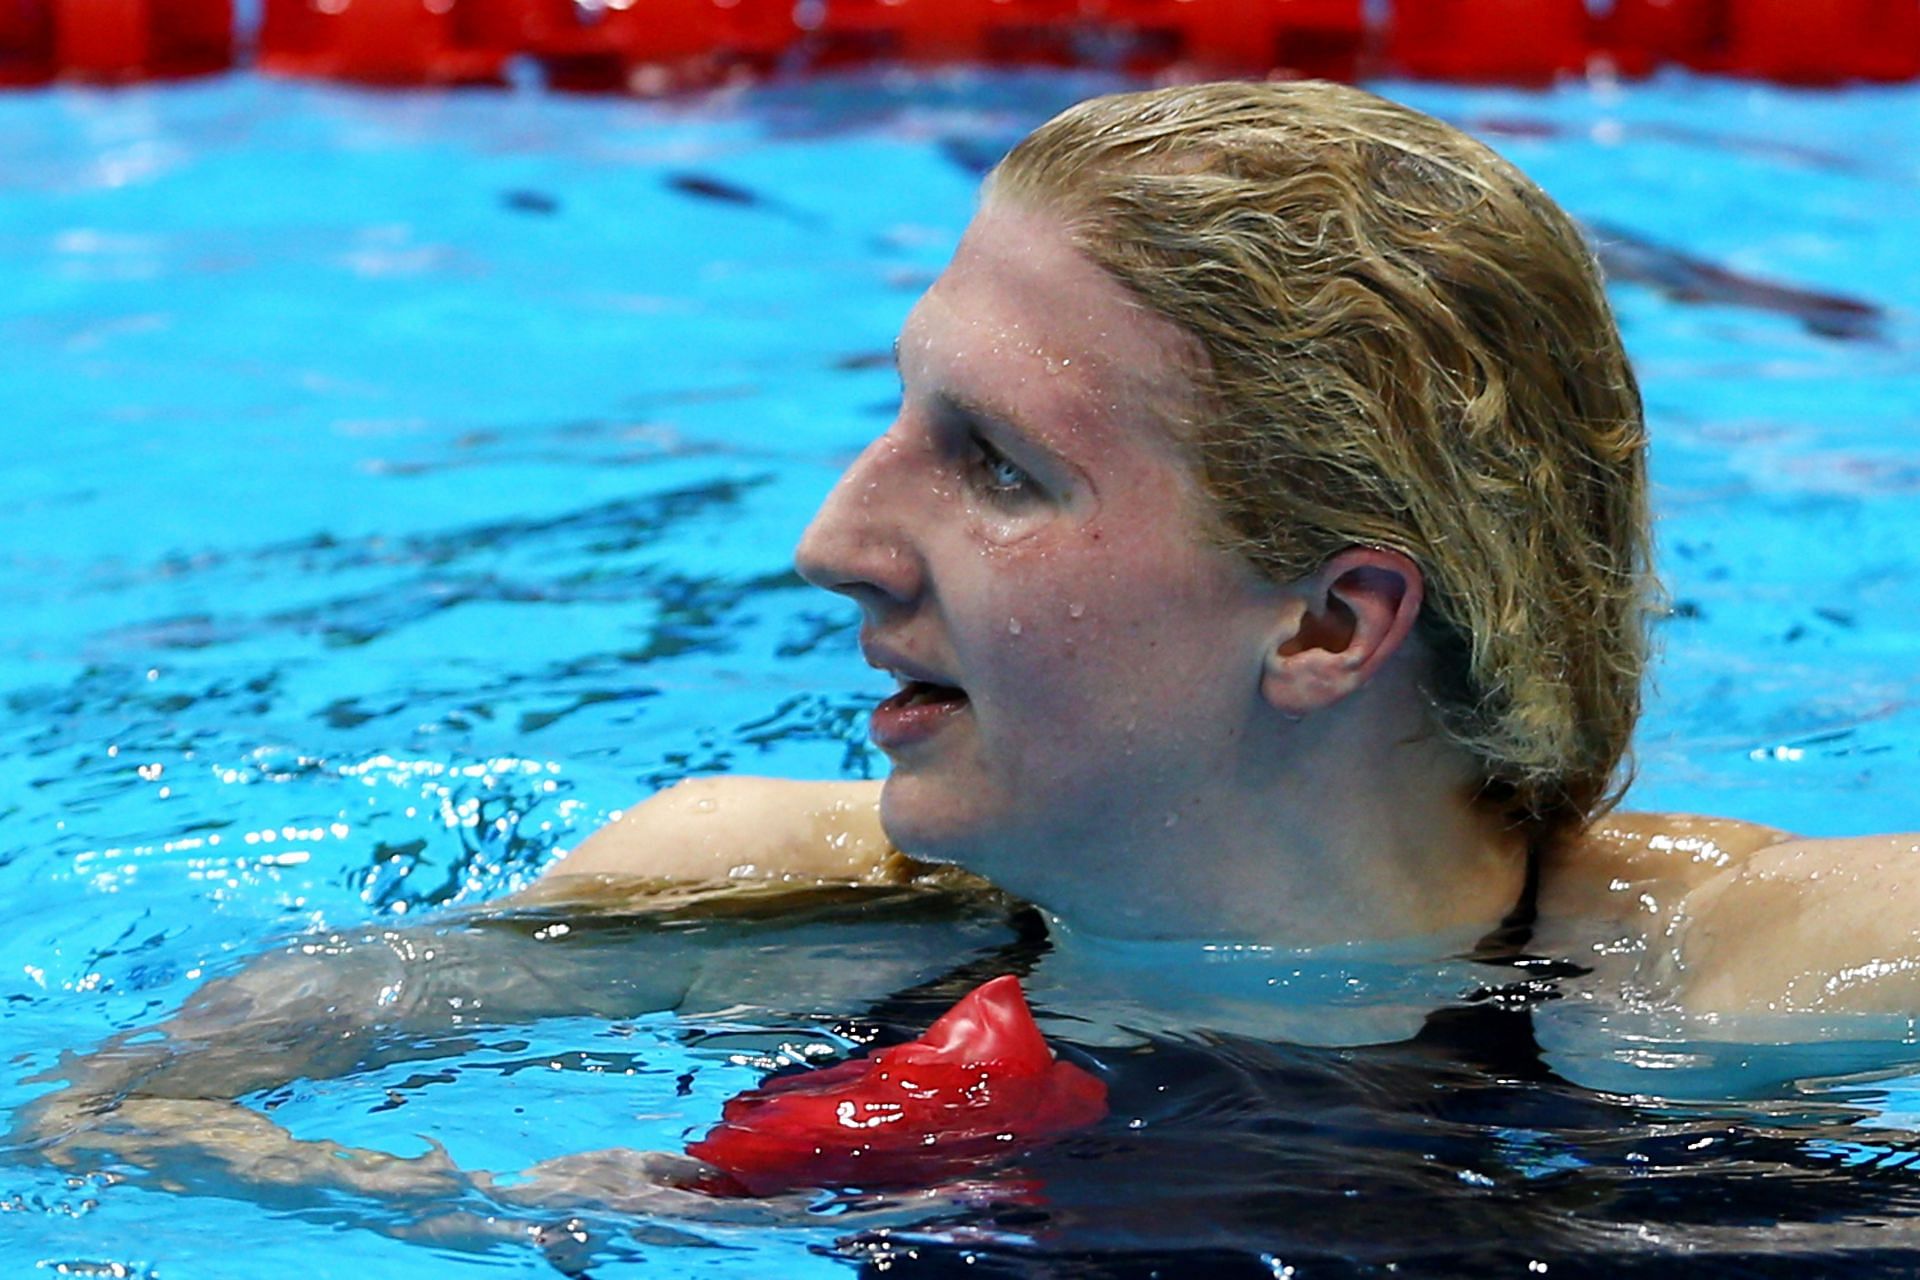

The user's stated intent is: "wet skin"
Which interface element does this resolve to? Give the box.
[792,199,1308,932]
[22,194,1920,1253]
[552,202,1920,1017]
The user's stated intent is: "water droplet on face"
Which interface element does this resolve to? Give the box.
[1067,602,1085,619]
[1007,617,1023,636]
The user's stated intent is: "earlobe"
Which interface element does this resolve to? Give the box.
[1260,548,1425,718]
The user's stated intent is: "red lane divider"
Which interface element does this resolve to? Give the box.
[1727,0,1920,84]
[525,0,797,94]
[1858,0,1920,80]
[1602,0,1723,77]
[9,0,1920,88]
[2,0,230,84]
[1099,0,1365,79]
[685,975,1108,1196]
[1603,0,1920,83]
[9,0,1917,107]
[253,0,800,91]
[1389,0,1590,84]
[259,0,508,86]
[805,0,1021,67]
[0,1,53,85]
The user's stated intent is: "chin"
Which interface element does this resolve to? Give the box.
[880,774,1082,914]
[877,773,1010,873]
[876,774,967,860]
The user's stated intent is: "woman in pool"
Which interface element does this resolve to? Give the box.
[517,78,1916,1017]
[19,80,1920,1224]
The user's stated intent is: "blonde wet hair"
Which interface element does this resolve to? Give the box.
[987,80,1653,848]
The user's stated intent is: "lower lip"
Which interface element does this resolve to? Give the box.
[870,687,969,751]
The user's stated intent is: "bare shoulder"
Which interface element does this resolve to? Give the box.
[1548,811,1920,1015]
[508,777,906,908]
[1542,809,1795,918]
[1667,829,1920,1015]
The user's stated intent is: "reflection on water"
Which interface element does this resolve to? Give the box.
[1589,220,1886,343]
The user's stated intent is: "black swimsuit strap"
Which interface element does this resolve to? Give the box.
[1465,834,1544,963]
[1410,837,1593,1079]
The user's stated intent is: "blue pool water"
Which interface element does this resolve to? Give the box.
[1,68,1919,1277]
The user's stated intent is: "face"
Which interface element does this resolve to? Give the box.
[794,201,1287,915]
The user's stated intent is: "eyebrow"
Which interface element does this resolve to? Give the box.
[891,332,1004,429]
[891,326,1068,469]
[934,390,1081,499]
[931,385,1017,439]
[892,331,1096,495]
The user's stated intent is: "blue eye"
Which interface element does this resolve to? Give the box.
[970,435,1039,501]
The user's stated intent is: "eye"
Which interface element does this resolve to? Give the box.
[967,432,1041,503]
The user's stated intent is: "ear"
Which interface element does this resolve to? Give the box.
[1261,547,1425,719]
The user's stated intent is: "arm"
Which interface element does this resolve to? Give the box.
[506,776,904,908]
[16,913,707,1204]
[17,776,959,1216]
[41,777,898,1104]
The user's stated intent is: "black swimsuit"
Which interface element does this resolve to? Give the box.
[863,842,1582,1063]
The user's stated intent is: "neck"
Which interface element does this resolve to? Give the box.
[1036,689,1530,949]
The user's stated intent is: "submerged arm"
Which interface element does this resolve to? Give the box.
[17,911,707,1208]
[15,776,952,1216]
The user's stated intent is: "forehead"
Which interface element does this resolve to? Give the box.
[900,201,1203,438]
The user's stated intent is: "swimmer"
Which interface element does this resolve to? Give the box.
[17,81,1920,1229]
[528,79,1920,1018]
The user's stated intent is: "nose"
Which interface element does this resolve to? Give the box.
[794,431,925,609]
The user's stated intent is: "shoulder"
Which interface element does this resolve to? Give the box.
[1542,810,1794,917]
[508,776,911,907]
[1548,812,1920,1015]
[1665,830,1920,1015]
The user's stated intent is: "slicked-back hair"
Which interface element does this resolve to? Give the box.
[988,80,1653,848]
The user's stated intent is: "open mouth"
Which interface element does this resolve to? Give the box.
[870,679,970,749]
[880,680,969,712]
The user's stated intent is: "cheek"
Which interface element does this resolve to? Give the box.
[1021,543,1259,701]
[969,544,1185,705]
[970,536,1107,642]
